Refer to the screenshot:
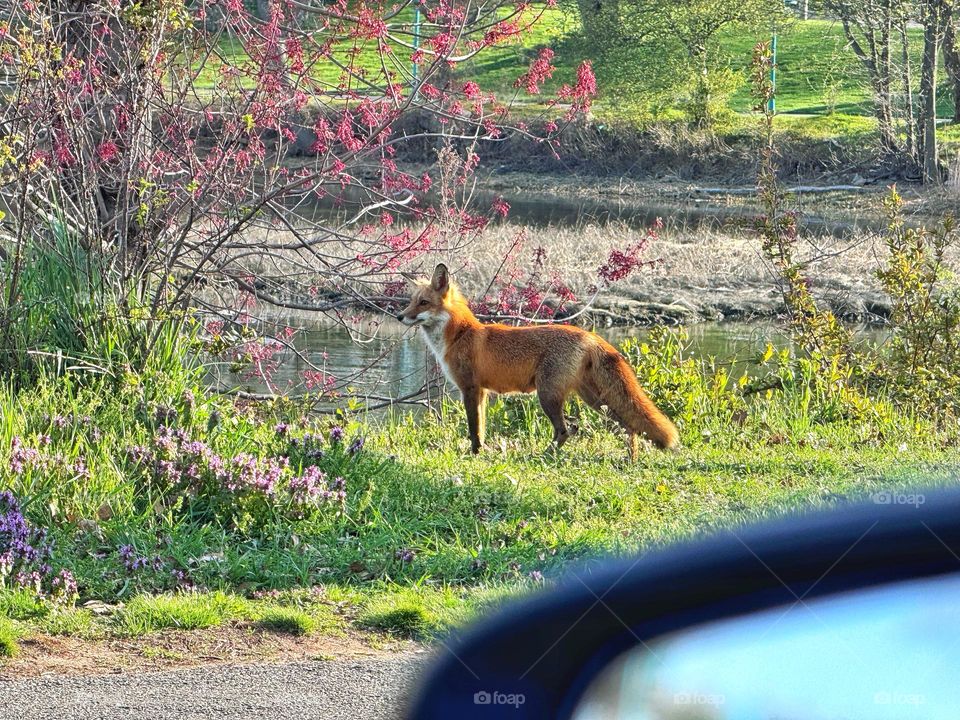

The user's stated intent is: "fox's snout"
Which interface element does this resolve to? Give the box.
[396,314,404,322]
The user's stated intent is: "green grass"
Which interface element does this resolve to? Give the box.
[774,112,878,139]
[0,589,47,621]
[257,606,319,636]
[356,586,487,639]
[37,607,99,637]
[116,592,250,635]
[720,20,881,116]
[0,325,958,645]
[0,618,20,658]
[187,15,955,123]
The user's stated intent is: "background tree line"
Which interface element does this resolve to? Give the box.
[567,0,960,183]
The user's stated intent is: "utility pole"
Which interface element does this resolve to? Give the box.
[770,25,778,114]
[412,4,422,88]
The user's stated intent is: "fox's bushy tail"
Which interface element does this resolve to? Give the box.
[584,344,680,451]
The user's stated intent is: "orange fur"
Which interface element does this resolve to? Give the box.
[397,265,680,457]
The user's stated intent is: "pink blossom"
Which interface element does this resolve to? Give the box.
[462,81,482,100]
[96,141,119,163]
[303,370,336,393]
[285,37,304,73]
[559,61,598,114]
[515,48,555,95]
[336,112,363,152]
[430,32,456,56]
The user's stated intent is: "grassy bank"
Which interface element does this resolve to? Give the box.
[196,14,953,124]
[1,327,957,660]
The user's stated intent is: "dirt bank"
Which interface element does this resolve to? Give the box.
[450,175,957,325]
[454,220,905,325]
[342,112,898,185]
[233,165,958,327]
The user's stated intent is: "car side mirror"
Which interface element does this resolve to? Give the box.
[409,489,960,719]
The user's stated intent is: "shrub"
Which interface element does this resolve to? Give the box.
[623,326,747,432]
[875,190,960,415]
[750,41,960,424]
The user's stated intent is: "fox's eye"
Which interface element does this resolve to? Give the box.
[419,299,429,306]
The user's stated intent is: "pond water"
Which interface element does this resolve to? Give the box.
[212,318,796,405]
[294,183,881,238]
[225,184,885,404]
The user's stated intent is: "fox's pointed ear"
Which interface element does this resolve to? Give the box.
[431,263,450,294]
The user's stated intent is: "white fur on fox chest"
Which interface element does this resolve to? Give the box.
[418,310,455,384]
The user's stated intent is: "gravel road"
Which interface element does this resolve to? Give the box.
[0,655,427,720]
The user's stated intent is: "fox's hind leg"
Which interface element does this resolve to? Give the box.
[537,388,576,451]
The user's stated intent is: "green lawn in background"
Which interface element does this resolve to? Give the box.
[190,13,957,139]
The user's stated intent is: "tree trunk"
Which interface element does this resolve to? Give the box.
[944,10,960,123]
[877,5,897,151]
[920,1,943,184]
[898,15,917,165]
[837,13,900,154]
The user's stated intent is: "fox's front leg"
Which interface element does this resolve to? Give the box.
[462,386,487,454]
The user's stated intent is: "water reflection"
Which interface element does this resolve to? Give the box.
[214,319,794,401]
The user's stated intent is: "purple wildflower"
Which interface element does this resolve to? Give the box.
[9,437,41,475]
[126,445,153,464]
[0,491,61,596]
[347,436,365,455]
[156,459,182,484]
[118,544,137,569]
[289,466,327,504]
[329,426,344,443]
[395,548,416,563]
[228,454,287,495]
[70,457,90,479]
[51,569,78,600]
[154,404,178,426]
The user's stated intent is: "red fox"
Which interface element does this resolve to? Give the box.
[397,264,680,458]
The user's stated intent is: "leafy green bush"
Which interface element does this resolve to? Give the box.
[875,190,960,415]
[751,42,960,425]
[624,326,747,432]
